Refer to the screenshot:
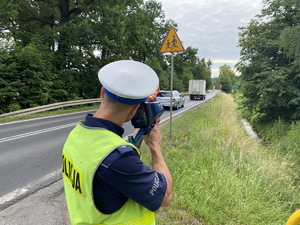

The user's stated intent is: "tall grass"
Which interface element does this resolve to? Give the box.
[256,118,300,186]
[140,92,300,224]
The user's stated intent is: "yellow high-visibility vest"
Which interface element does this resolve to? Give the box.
[62,123,155,225]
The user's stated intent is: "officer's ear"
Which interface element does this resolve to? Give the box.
[130,104,140,117]
[100,87,105,98]
[125,103,140,122]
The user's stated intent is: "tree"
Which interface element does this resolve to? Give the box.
[236,0,300,121]
[211,77,220,90]
[219,64,236,93]
[279,0,300,65]
[180,68,194,92]
[0,43,54,113]
[0,44,21,113]
[164,47,212,92]
[0,0,178,112]
[145,56,169,90]
[193,58,212,90]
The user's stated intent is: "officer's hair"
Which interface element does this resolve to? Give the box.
[104,94,135,111]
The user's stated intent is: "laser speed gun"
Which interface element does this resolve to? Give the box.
[128,101,164,146]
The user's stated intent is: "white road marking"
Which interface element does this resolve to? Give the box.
[0,109,95,126]
[0,169,61,205]
[0,122,78,143]
[0,188,29,205]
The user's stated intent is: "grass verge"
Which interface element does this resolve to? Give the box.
[140,92,300,225]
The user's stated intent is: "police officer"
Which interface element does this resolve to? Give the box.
[62,60,172,225]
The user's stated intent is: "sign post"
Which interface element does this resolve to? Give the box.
[160,27,185,136]
[170,52,174,136]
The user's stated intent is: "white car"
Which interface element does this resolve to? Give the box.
[156,90,185,110]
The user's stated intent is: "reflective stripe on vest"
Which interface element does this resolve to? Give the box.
[62,123,155,225]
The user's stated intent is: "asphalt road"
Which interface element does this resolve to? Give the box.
[0,92,215,200]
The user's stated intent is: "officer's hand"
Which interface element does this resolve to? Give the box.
[143,119,161,151]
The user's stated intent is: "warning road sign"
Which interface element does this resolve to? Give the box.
[160,27,185,53]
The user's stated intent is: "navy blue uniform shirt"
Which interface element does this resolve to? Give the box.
[82,114,167,214]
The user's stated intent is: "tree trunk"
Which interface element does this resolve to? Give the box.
[57,0,70,58]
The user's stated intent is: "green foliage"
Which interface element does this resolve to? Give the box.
[279,0,300,66]
[0,0,213,113]
[0,43,54,113]
[8,103,21,112]
[219,64,237,93]
[236,0,300,121]
[193,58,212,90]
[0,46,19,114]
[211,77,220,90]
[256,117,291,144]
[180,68,194,91]
[263,119,300,162]
[165,47,212,92]
[145,56,170,90]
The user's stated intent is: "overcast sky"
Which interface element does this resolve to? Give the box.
[157,0,265,77]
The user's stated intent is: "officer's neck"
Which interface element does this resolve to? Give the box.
[93,105,130,127]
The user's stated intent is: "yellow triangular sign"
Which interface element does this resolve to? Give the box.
[160,27,185,53]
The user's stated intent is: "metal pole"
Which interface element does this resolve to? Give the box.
[170,52,174,137]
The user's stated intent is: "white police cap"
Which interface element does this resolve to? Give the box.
[98,60,159,105]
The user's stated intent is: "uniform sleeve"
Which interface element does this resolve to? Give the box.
[98,146,167,212]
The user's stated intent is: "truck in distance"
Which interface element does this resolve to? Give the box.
[189,79,206,100]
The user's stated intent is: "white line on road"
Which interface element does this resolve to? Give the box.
[0,109,96,126]
[0,188,28,205]
[0,122,78,143]
[0,169,61,206]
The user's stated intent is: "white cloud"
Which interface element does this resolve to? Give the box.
[213,59,239,64]
[157,0,264,77]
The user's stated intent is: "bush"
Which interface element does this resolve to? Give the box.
[8,103,21,112]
